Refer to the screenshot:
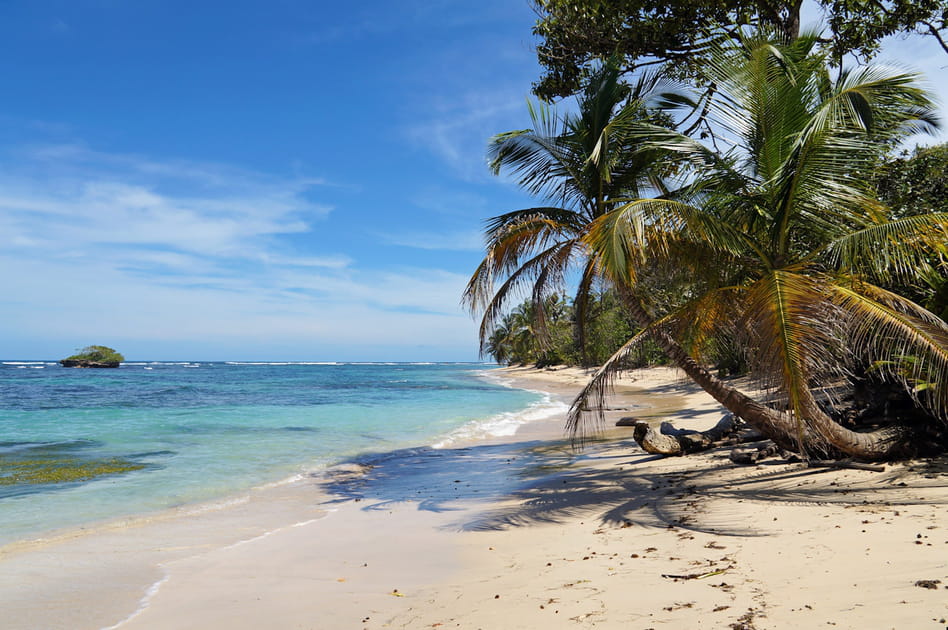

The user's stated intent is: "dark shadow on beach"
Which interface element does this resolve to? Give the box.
[317,438,578,513]
[318,435,948,538]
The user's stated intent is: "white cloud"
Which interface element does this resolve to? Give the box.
[0,144,482,360]
[0,145,329,260]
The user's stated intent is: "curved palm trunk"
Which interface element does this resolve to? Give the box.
[621,293,802,450]
[622,294,915,460]
[797,389,914,461]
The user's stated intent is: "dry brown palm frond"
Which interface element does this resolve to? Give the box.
[530,240,578,347]
[565,311,681,443]
[470,240,580,355]
[736,270,850,451]
[667,286,747,362]
[832,282,948,420]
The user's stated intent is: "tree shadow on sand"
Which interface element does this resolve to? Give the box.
[318,438,948,537]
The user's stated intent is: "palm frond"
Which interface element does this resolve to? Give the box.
[832,282,948,419]
[823,213,948,281]
[469,240,580,354]
[739,270,843,449]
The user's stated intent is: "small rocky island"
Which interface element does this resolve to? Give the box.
[60,345,125,368]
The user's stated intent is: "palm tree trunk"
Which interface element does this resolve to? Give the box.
[797,389,913,460]
[620,292,803,450]
[622,292,915,460]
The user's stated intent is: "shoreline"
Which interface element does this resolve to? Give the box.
[0,364,574,629]
[0,363,549,550]
[3,365,947,628]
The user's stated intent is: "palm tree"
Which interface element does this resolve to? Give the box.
[571,32,948,459]
[463,58,669,364]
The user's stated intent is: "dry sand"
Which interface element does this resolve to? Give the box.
[2,365,947,629]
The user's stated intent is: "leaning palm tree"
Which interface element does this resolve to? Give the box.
[463,58,670,364]
[572,32,948,459]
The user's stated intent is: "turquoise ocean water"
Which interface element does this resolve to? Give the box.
[0,361,561,546]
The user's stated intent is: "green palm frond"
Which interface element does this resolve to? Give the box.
[585,198,766,286]
[823,213,948,280]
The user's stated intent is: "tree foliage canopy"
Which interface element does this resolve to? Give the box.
[874,143,948,319]
[64,345,125,363]
[532,0,948,99]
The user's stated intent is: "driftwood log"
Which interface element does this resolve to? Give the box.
[620,414,888,470]
[629,414,739,455]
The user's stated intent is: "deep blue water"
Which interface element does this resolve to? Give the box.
[0,361,558,545]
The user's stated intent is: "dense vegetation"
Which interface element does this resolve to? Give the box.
[485,292,666,368]
[62,345,125,364]
[532,0,948,99]
[470,19,948,460]
[874,144,948,320]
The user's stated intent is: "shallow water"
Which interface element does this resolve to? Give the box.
[0,361,561,545]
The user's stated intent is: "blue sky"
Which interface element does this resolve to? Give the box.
[1,1,946,361]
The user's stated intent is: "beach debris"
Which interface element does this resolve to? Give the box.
[632,414,739,456]
[914,579,942,589]
[807,460,886,472]
[661,566,733,580]
[389,589,405,597]
[729,443,780,465]
[729,609,760,630]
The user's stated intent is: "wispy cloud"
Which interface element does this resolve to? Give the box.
[377,229,483,251]
[0,143,481,359]
[1,144,330,261]
[404,92,525,181]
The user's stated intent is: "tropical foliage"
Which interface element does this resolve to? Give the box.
[532,0,948,99]
[874,144,948,319]
[484,292,665,368]
[63,345,125,363]
[471,29,948,460]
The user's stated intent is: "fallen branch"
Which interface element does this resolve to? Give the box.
[806,460,886,472]
[662,566,733,580]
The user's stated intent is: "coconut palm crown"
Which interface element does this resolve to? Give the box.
[463,59,671,362]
